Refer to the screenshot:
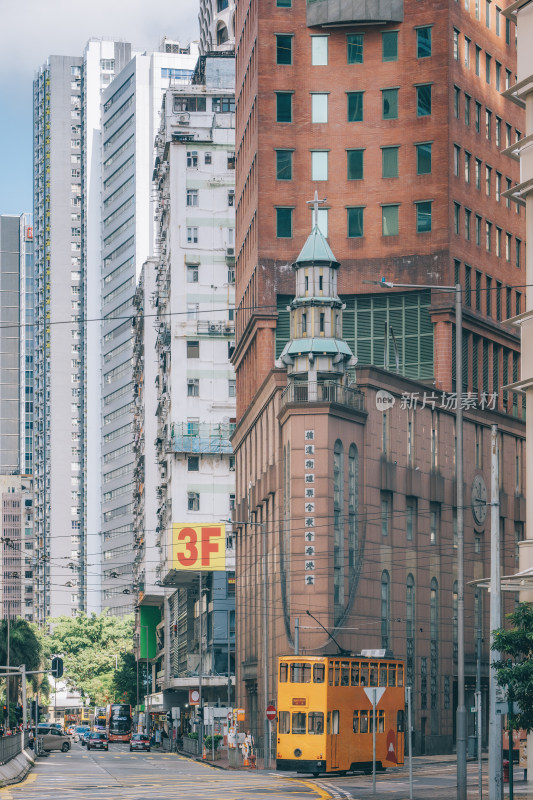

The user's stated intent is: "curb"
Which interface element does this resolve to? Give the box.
[0,749,35,788]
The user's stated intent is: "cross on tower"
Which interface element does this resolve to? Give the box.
[306,190,327,229]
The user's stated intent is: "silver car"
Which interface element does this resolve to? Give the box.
[38,727,71,752]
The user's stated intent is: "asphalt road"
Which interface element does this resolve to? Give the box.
[0,741,329,800]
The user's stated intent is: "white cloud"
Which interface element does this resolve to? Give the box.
[1,0,200,80]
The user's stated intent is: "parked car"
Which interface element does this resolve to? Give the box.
[73,725,90,742]
[129,733,151,752]
[37,727,71,752]
[80,730,92,747]
[87,732,109,751]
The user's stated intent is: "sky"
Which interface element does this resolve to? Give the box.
[0,0,200,216]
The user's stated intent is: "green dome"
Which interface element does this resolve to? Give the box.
[294,225,339,267]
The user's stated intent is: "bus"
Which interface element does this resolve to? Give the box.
[80,707,91,726]
[276,653,405,776]
[107,704,132,743]
[94,707,107,732]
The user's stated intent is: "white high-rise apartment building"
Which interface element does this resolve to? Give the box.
[33,44,132,623]
[198,0,236,53]
[98,41,199,617]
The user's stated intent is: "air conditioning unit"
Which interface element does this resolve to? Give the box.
[209,322,220,333]
[178,114,189,124]
[226,247,235,257]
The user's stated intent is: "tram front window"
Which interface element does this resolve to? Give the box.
[278,711,290,734]
[292,712,306,734]
[290,663,311,683]
[308,712,324,734]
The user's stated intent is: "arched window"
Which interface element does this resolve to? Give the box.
[348,444,359,572]
[333,440,344,622]
[381,570,390,650]
[217,23,229,45]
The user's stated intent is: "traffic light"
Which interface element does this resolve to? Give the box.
[166,710,172,723]
[197,706,203,721]
[30,700,37,718]
[2,704,7,718]
[15,705,22,721]
[51,656,63,678]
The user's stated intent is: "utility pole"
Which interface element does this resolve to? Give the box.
[199,572,203,749]
[489,425,503,800]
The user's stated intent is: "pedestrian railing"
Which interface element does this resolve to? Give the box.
[0,732,23,765]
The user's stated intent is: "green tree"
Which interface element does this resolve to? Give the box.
[0,618,45,714]
[492,602,533,732]
[45,612,134,705]
[112,651,138,707]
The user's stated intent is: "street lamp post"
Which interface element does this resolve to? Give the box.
[139,624,150,735]
[371,279,466,799]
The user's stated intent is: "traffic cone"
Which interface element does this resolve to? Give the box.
[202,743,207,760]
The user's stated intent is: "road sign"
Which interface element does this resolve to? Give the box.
[266,705,276,721]
[189,689,200,705]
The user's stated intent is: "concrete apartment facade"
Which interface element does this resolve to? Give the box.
[133,54,237,725]
[199,0,237,53]
[231,0,526,755]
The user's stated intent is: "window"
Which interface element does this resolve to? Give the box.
[381,494,391,536]
[276,150,293,180]
[506,17,511,45]
[496,5,501,34]
[486,52,491,83]
[381,571,390,649]
[475,45,481,75]
[276,207,293,238]
[416,143,431,174]
[416,201,432,233]
[188,492,200,511]
[188,456,199,472]
[406,498,416,541]
[347,92,363,121]
[486,0,491,26]
[486,165,492,196]
[486,220,492,251]
[228,189,235,207]
[276,34,293,65]
[454,86,460,118]
[454,203,461,234]
[187,265,199,283]
[382,205,399,236]
[347,207,364,238]
[506,68,512,89]
[187,150,198,168]
[382,31,398,61]
[311,36,328,65]
[496,227,502,257]
[416,84,432,116]
[476,215,482,246]
[453,144,460,176]
[516,239,522,269]
[496,118,501,147]
[475,158,481,190]
[186,189,198,207]
[228,379,236,398]
[187,379,199,396]
[204,152,212,165]
[382,146,399,178]
[382,88,398,120]
[187,340,200,358]
[311,150,328,180]
[464,151,471,182]
[347,149,364,180]
[347,34,363,63]
[453,28,459,60]
[495,61,501,90]
[311,93,328,123]
[187,227,198,244]
[486,109,492,140]
[277,0,292,5]
[464,37,471,68]
[505,233,512,261]
[276,92,293,122]
[464,93,471,125]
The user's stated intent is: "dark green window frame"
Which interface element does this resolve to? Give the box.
[276,207,293,238]
[416,142,432,175]
[382,204,399,236]
[276,0,292,6]
[382,31,398,61]
[382,147,399,178]
[276,150,293,180]
[347,207,364,238]
[382,88,398,120]
[276,34,293,65]
[347,149,364,180]
[416,84,432,116]
[347,92,364,122]
[276,92,293,123]
[416,201,432,233]
[416,26,432,58]
[347,34,364,63]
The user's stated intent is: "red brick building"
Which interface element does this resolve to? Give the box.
[232,0,525,756]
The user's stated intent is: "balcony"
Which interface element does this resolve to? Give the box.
[169,422,234,454]
[280,380,365,412]
[306,0,403,27]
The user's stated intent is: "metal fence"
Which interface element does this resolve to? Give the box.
[281,381,365,411]
[0,732,23,765]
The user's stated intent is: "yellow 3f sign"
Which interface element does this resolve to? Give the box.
[171,523,226,571]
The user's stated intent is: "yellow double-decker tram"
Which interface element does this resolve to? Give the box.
[276,652,405,776]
